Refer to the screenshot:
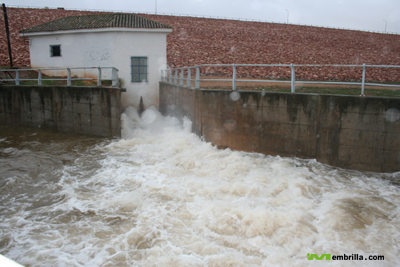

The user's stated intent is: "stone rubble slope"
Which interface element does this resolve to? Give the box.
[1,7,399,82]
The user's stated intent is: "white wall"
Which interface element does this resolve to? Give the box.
[25,28,171,109]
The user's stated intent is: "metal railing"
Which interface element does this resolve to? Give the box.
[161,64,400,95]
[0,66,119,86]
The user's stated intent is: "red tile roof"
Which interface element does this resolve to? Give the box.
[19,13,172,33]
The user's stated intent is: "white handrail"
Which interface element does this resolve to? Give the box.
[0,67,119,87]
[162,63,400,95]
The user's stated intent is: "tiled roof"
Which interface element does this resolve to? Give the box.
[19,13,172,33]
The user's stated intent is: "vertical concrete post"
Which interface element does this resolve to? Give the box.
[195,66,200,89]
[15,70,19,85]
[38,69,42,85]
[232,64,237,90]
[187,68,191,87]
[97,66,102,86]
[169,69,172,83]
[290,64,296,93]
[174,69,178,84]
[67,68,71,86]
[361,64,366,96]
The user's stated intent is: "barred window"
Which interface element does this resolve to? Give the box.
[131,57,148,82]
[50,45,61,57]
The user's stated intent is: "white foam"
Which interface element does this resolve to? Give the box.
[1,106,400,266]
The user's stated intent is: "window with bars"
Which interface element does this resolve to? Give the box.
[131,57,148,82]
[50,45,61,57]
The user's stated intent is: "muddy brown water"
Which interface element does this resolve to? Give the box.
[0,107,399,266]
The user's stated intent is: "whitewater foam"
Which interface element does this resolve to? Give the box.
[0,107,399,266]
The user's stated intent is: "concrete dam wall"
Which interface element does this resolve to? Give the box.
[160,82,400,173]
[0,85,123,138]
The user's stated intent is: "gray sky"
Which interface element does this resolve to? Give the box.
[5,0,400,33]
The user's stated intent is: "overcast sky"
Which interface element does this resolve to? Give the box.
[5,0,400,34]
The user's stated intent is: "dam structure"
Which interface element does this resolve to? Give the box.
[159,77,400,173]
[0,7,400,266]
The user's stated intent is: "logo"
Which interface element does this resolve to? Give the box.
[307,253,383,261]
[307,253,332,260]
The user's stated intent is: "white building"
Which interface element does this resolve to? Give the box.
[19,13,173,109]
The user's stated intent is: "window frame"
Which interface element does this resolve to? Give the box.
[131,56,148,83]
[50,44,61,57]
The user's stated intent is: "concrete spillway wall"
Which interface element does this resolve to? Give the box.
[160,82,400,173]
[0,85,122,138]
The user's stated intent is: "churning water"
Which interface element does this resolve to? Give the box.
[1,107,400,267]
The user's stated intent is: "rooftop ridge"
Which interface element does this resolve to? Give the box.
[19,13,172,33]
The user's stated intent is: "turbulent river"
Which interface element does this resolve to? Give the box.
[0,106,399,267]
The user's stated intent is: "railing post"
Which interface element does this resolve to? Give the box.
[38,69,42,85]
[162,69,165,82]
[232,64,237,90]
[180,67,184,86]
[187,68,191,87]
[167,69,170,83]
[97,66,101,86]
[169,69,172,83]
[195,66,200,89]
[15,70,19,85]
[67,68,71,86]
[361,64,366,96]
[290,64,296,93]
[112,68,119,86]
[174,69,178,84]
